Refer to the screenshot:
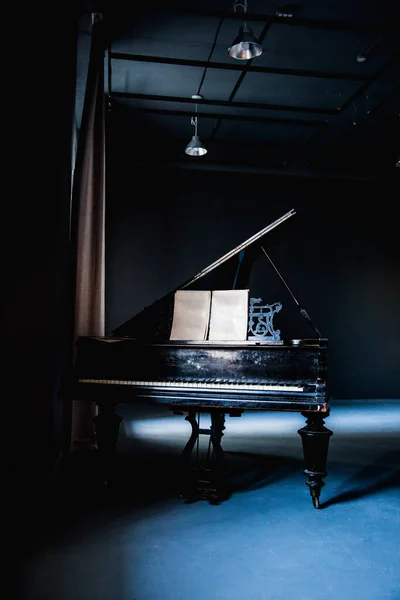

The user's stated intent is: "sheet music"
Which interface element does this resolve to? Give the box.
[208,290,249,341]
[169,290,211,340]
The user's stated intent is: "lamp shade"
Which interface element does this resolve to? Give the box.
[185,135,207,156]
[228,25,262,60]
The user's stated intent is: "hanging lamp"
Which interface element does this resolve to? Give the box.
[228,0,262,60]
[185,95,207,156]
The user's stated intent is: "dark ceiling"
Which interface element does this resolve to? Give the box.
[77,0,400,181]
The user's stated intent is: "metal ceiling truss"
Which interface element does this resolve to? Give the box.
[338,54,399,112]
[109,90,338,116]
[108,52,399,118]
[367,83,400,116]
[110,6,400,34]
[118,106,324,128]
[105,5,399,174]
[110,52,367,83]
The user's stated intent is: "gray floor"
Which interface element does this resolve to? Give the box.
[14,400,400,600]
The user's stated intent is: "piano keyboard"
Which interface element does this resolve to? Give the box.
[78,379,304,392]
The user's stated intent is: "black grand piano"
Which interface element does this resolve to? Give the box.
[73,209,333,508]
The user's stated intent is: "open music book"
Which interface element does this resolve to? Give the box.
[169,289,249,341]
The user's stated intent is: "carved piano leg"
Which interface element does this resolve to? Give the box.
[179,411,201,501]
[180,410,229,504]
[93,403,122,487]
[298,412,333,509]
[210,411,225,463]
[208,411,229,504]
[181,411,200,460]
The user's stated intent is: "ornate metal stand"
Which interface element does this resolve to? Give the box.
[248,297,282,341]
[179,409,230,504]
[298,412,333,508]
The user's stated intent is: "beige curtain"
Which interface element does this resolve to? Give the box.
[70,13,105,451]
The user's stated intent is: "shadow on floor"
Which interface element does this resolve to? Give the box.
[321,450,400,508]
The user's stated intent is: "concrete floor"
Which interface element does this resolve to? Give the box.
[12,399,400,600]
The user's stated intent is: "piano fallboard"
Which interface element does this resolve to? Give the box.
[73,336,329,412]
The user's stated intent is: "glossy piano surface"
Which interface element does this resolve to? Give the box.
[71,210,333,507]
[73,336,328,412]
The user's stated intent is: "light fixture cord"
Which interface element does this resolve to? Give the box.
[191,102,199,136]
[234,0,247,25]
[234,0,247,12]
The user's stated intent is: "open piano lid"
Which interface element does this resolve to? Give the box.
[112,209,296,341]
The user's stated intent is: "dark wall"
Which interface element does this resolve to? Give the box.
[106,161,399,400]
[6,4,79,475]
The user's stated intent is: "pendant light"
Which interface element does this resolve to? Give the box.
[228,0,262,60]
[185,95,207,157]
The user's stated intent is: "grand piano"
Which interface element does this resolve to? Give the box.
[73,209,333,508]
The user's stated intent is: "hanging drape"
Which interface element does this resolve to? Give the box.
[70,13,106,451]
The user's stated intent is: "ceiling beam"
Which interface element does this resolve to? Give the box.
[107,6,400,34]
[339,54,400,112]
[282,54,400,168]
[114,105,324,127]
[200,9,400,33]
[368,83,400,114]
[110,52,367,82]
[110,91,339,116]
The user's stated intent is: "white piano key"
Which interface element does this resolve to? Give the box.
[78,378,304,392]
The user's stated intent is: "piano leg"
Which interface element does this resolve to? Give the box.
[180,410,229,504]
[181,411,200,460]
[210,411,225,463]
[93,403,123,487]
[298,412,333,509]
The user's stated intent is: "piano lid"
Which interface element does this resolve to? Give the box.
[179,209,295,290]
[112,209,296,340]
